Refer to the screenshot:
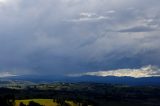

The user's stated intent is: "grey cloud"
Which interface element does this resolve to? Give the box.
[118,26,156,32]
[0,0,160,76]
[106,10,116,14]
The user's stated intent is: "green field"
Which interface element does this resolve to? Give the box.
[16,99,59,106]
[15,99,78,106]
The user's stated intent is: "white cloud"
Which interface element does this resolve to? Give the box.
[0,72,17,78]
[80,16,107,21]
[106,10,116,14]
[0,0,10,3]
[68,65,160,78]
[70,16,109,22]
[70,12,109,22]
[80,12,96,17]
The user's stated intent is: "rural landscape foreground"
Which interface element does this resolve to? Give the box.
[0,79,160,106]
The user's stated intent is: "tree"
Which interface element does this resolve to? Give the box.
[0,94,15,106]
[28,101,43,106]
[19,102,26,106]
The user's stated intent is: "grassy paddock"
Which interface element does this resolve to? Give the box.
[15,99,58,106]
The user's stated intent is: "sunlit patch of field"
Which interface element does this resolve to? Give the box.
[15,99,78,106]
[15,99,58,106]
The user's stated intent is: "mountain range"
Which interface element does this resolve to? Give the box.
[1,75,160,86]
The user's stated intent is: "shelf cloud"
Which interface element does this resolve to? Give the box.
[69,65,160,78]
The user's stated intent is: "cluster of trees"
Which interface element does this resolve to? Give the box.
[0,95,44,106]
[0,94,15,106]
[0,84,160,106]
[53,96,94,106]
[53,98,71,106]
[19,101,43,106]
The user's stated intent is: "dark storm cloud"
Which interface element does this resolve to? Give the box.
[0,0,160,76]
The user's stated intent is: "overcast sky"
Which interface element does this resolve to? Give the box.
[0,0,160,76]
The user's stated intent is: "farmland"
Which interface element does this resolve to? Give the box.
[0,82,160,106]
[16,99,58,106]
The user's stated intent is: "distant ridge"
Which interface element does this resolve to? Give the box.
[1,75,160,86]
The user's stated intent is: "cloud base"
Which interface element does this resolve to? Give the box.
[68,65,160,78]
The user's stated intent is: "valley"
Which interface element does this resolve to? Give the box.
[0,80,160,106]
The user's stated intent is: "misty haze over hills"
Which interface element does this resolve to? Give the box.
[0,74,160,86]
[0,65,160,86]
